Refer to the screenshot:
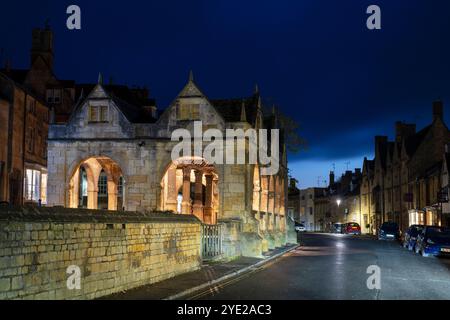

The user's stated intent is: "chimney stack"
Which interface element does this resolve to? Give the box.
[329,171,335,186]
[30,26,54,70]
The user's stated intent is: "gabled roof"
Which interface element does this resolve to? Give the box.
[211,94,259,125]
[404,125,432,158]
[71,83,157,124]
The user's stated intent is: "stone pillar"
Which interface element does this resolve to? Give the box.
[107,180,118,211]
[165,167,178,212]
[192,170,204,221]
[203,173,214,224]
[87,190,98,209]
[181,167,191,214]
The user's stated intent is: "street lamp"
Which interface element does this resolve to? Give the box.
[336,199,342,207]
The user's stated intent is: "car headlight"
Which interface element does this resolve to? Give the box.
[427,239,435,245]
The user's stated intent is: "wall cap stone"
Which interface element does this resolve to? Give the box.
[0,205,201,224]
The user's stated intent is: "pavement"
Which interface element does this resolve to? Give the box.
[101,244,298,300]
[187,233,450,300]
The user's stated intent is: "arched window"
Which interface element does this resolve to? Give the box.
[79,166,88,208]
[97,170,108,210]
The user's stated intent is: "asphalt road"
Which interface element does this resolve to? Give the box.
[191,233,450,300]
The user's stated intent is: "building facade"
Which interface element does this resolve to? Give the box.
[46,73,292,258]
[360,101,450,234]
[0,72,49,206]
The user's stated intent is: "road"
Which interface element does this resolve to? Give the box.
[190,233,450,300]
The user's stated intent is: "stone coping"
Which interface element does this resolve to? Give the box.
[0,206,201,224]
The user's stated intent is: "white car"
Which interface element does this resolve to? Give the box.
[295,224,306,232]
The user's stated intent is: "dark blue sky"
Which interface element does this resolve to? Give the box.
[2,1,450,187]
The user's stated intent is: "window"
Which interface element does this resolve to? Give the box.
[97,170,108,210]
[54,89,61,104]
[24,169,41,202]
[46,89,62,104]
[98,171,108,195]
[89,105,108,122]
[177,104,200,120]
[27,128,35,153]
[40,173,47,204]
[309,207,313,215]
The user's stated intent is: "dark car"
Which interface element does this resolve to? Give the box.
[402,225,425,251]
[415,226,450,257]
[344,222,361,235]
[378,222,400,240]
[332,223,346,234]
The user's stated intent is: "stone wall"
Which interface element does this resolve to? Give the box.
[0,206,201,300]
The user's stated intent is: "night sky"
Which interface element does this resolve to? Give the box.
[2,1,450,188]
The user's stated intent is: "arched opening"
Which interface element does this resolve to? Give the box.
[97,170,108,210]
[68,156,124,211]
[78,166,88,208]
[161,157,219,224]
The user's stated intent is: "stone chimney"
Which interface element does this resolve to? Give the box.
[433,100,444,122]
[30,26,54,70]
[329,171,335,186]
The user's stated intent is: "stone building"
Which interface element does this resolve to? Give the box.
[360,101,450,234]
[298,187,328,231]
[46,73,292,258]
[287,178,300,222]
[0,71,49,205]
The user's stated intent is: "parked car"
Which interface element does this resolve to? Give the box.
[378,222,400,241]
[295,223,306,232]
[332,223,346,234]
[415,226,450,257]
[344,222,361,235]
[402,225,425,251]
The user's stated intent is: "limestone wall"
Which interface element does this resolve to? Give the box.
[0,206,201,300]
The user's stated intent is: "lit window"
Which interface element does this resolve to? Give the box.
[100,106,108,122]
[89,105,108,122]
[89,106,98,121]
[24,169,41,202]
[177,104,200,120]
[40,173,47,204]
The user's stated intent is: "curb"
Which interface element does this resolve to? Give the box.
[164,244,300,300]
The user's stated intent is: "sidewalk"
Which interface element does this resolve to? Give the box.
[101,244,298,300]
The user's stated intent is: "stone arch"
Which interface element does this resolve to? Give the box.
[160,156,219,224]
[68,156,124,211]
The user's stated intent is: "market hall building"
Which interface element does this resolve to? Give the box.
[47,73,293,258]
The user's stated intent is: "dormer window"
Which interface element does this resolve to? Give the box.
[89,105,108,123]
[46,89,62,104]
[177,104,200,120]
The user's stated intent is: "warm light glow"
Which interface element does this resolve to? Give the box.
[336,199,342,207]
